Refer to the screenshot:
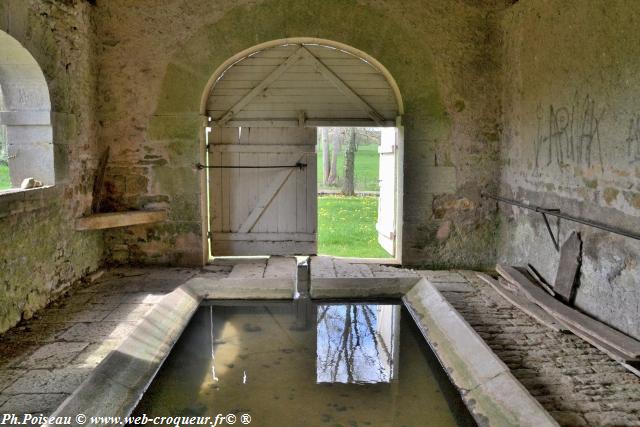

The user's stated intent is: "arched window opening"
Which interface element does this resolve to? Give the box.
[0,30,54,192]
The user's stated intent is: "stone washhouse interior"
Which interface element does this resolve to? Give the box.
[1,1,640,426]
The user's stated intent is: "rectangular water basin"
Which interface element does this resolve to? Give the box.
[133,299,475,427]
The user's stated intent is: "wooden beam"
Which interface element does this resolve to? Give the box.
[238,154,303,233]
[476,273,565,332]
[497,264,640,359]
[210,144,314,153]
[212,232,315,242]
[215,46,306,126]
[75,210,167,231]
[300,46,385,126]
[209,118,395,128]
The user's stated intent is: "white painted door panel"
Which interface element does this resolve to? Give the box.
[209,127,317,255]
[377,127,398,256]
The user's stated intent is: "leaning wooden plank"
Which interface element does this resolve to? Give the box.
[75,210,167,231]
[476,273,564,332]
[553,232,582,303]
[497,264,640,359]
[559,319,640,377]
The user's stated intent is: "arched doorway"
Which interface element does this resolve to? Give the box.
[0,30,53,191]
[201,38,404,262]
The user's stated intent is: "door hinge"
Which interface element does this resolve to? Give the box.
[207,231,212,239]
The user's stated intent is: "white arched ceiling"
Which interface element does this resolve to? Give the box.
[204,39,403,128]
[0,30,53,188]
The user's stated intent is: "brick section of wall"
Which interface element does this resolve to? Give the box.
[445,271,640,426]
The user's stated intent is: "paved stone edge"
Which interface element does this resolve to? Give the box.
[45,285,202,425]
[403,278,560,427]
[310,277,421,299]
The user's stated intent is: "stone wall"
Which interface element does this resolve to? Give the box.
[0,0,103,334]
[94,0,504,268]
[497,0,640,339]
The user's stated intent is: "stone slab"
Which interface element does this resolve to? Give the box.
[70,341,121,369]
[58,322,138,343]
[0,322,72,343]
[89,292,164,307]
[310,277,420,299]
[46,286,201,424]
[309,256,337,278]
[3,367,91,394]
[465,371,560,427]
[44,373,139,425]
[39,308,112,323]
[103,304,154,322]
[0,393,68,415]
[187,277,294,299]
[17,342,89,369]
[0,369,26,392]
[228,261,267,279]
[432,282,474,293]
[416,270,468,283]
[263,256,296,279]
[403,278,558,427]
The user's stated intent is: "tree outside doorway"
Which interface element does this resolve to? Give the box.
[316,127,391,258]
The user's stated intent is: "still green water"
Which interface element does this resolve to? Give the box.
[134,301,475,427]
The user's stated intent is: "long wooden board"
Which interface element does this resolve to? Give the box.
[75,210,166,231]
[553,232,582,303]
[497,264,640,359]
[476,273,564,332]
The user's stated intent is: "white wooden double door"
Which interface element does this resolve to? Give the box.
[208,127,317,255]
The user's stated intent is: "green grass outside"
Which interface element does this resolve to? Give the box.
[317,143,379,192]
[0,164,10,190]
[318,195,391,258]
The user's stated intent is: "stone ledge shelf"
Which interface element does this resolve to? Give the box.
[75,210,168,231]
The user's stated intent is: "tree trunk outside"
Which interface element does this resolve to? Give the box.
[342,128,356,196]
[327,128,340,185]
[321,128,330,184]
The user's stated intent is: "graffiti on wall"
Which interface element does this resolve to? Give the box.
[533,94,605,174]
[626,114,640,164]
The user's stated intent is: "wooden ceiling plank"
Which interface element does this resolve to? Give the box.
[216,46,306,126]
[300,47,386,125]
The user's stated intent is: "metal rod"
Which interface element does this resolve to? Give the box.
[197,162,307,170]
[541,212,560,252]
[483,193,640,242]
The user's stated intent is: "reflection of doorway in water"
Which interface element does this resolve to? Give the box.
[316,303,400,383]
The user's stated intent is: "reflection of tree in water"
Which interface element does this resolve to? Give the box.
[316,304,395,384]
